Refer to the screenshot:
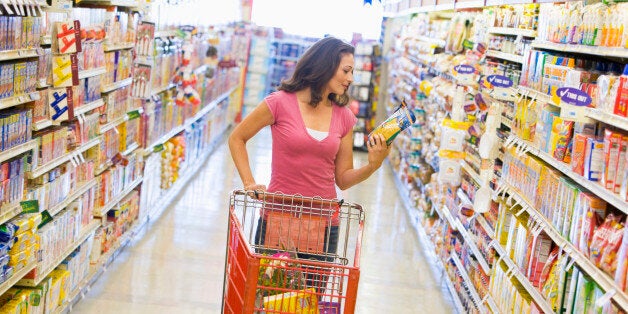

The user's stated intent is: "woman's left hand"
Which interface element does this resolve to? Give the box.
[366,133,391,170]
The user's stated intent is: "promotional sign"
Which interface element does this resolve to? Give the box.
[556,87,593,121]
[486,75,513,88]
[486,75,515,101]
[454,64,475,74]
[556,87,592,107]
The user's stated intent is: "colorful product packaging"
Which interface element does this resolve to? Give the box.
[583,138,604,181]
[549,116,574,162]
[571,133,593,176]
[602,129,622,190]
[369,99,416,146]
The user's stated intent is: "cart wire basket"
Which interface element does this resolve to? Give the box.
[222,189,365,313]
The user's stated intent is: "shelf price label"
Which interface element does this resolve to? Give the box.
[127,110,141,120]
[38,210,53,229]
[153,143,164,153]
[20,200,39,214]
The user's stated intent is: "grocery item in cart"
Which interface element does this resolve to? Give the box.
[368,99,416,146]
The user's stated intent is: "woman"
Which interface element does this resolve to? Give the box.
[228,36,389,263]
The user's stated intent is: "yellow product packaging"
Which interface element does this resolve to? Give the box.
[21,287,44,314]
[9,232,35,255]
[369,99,416,146]
[49,269,70,308]
[0,299,22,314]
[262,288,319,313]
[37,277,52,314]
[7,248,31,269]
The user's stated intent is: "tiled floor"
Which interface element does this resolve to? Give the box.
[73,127,455,313]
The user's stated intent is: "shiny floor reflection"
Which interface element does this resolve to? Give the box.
[73,127,455,313]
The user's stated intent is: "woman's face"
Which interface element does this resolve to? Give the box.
[327,53,354,96]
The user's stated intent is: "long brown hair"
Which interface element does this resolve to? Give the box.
[278,36,354,107]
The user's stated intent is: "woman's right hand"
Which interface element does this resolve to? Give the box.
[244,183,267,199]
[366,133,391,170]
[244,183,267,193]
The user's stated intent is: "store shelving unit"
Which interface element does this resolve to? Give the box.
[93,176,144,217]
[531,41,628,59]
[52,215,149,314]
[0,92,40,111]
[393,171,470,314]
[381,1,628,312]
[103,42,135,52]
[0,140,37,164]
[0,48,39,62]
[78,67,107,80]
[0,263,37,297]
[48,179,98,217]
[496,181,628,310]
[454,218,491,274]
[489,240,555,313]
[507,135,628,213]
[267,36,316,94]
[450,249,487,312]
[0,0,245,312]
[584,108,628,132]
[485,49,524,63]
[488,27,537,37]
[101,77,133,93]
[350,41,381,150]
[28,137,101,179]
[17,221,100,287]
[0,204,24,227]
[74,99,106,116]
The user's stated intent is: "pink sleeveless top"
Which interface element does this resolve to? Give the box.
[265,91,357,200]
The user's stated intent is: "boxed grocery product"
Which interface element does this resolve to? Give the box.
[614,218,628,292]
[318,301,340,314]
[548,116,574,162]
[583,137,604,181]
[527,233,553,287]
[602,129,622,191]
[534,105,560,153]
[262,288,318,313]
[570,133,593,176]
[614,136,628,194]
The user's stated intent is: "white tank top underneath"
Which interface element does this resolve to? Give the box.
[306,128,328,141]
[306,128,338,198]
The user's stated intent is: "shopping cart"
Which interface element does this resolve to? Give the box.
[221,189,365,313]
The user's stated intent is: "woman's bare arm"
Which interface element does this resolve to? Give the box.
[228,102,274,190]
[334,132,390,190]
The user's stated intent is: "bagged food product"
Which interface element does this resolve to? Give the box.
[368,99,416,146]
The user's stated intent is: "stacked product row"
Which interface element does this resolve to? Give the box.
[0,0,247,313]
[385,1,628,313]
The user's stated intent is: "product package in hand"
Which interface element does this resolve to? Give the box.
[368,99,416,146]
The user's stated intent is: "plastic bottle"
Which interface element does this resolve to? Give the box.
[613,64,628,117]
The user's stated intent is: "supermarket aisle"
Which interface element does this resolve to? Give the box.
[73,127,454,314]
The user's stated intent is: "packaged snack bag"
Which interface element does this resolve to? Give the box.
[368,99,416,146]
